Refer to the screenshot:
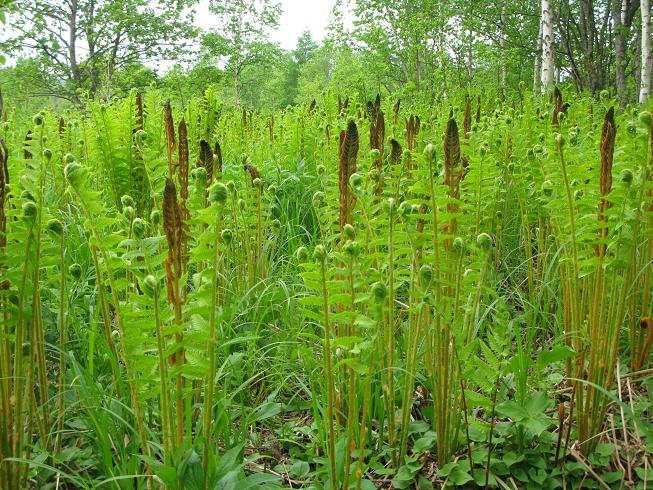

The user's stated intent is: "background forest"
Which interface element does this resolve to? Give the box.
[2,0,653,112]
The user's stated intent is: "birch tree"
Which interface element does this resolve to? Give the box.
[640,0,652,102]
[540,0,555,92]
[204,0,281,107]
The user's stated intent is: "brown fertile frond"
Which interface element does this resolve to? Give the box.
[406,116,415,151]
[638,317,653,367]
[0,134,7,249]
[370,110,385,194]
[374,94,381,114]
[551,86,563,126]
[326,124,331,146]
[59,117,70,153]
[178,120,189,200]
[244,161,261,183]
[0,135,7,185]
[464,96,472,138]
[344,97,350,110]
[376,111,385,147]
[214,142,223,179]
[198,140,214,186]
[365,101,375,120]
[390,139,402,165]
[599,107,616,198]
[135,92,144,132]
[370,109,385,151]
[338,94,343,114]
[340,120,359,174]
[596,106,616,258]
[376,111,385,162]
[554,86,563,111]
[24,131,33,160]
[444,117,461,185]
[163,179,182,253]
[242,108,247,129]
[268,116,274,143]
[164,101,176,175]
[476,95,481,123]
[309,99,317,114]
[177,121,190,266]
[444,116,462,248]
[339,119,359,230]
[163,178,183,304]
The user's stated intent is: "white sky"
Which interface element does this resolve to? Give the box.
[195,0,341,50]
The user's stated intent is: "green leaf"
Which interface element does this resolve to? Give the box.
[359,480,377,490]
[448,467,473,486]
[248,402,281,424]
[289,461,310,478]
[502,450,525,467]
[237,472,280,488]
[215,443,245,478]
[496,400,527,422]
[536,345,576,368]
[412,432,436,454]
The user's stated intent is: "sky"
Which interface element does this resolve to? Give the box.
[195,0,341,51]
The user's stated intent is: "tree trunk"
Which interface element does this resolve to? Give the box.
[415,48,421,90]
[614,0,628,107]
[578,0,598,92]
[534,9,543,94]
[640,0,652,103]
[540,0,555,92]
[234,68,241,107]
[500,0,508,96]
[68,0,81,90]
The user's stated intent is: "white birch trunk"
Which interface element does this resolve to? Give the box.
[540,0,555,93]
[534,12,543,93]
[640,0,652,103]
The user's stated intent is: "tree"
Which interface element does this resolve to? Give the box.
[282,30,319,104]
[610,0,638,105]
[640,0,652,102]
[0,57,59,110]
[351,0,444,91]
[540,0,555,92]
[203,0,281,106]
[2,0,197,100]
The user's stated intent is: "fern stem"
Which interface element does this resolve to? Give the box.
[203,208,223,489]
[318,250,337,490]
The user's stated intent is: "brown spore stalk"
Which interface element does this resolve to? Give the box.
[596,107,616,258]
[339,119,359,231]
